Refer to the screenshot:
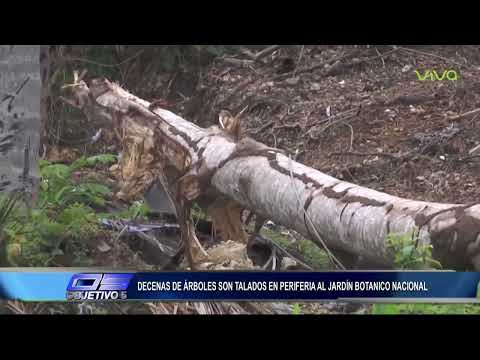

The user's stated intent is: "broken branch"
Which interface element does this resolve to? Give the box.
[64,77,480,271]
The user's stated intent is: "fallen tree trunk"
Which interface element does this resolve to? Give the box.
[64,77,480,270]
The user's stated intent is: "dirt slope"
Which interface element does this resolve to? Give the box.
[163,45,480,205]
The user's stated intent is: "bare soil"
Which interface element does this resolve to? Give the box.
[173,45,480,205]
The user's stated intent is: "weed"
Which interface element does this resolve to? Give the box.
[386,227,442,270]
[291,303,302,315]
[1,154,116,267]
[371,228,480,314]
[111,200,151,221]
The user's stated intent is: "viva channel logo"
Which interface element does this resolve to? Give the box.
[415,69,458,81]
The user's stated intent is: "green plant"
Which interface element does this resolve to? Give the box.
[371,303,480,315]
[291,303,302,315]
[386,227,442,270]
[0,192,20,231]
[112,200,151,221]
[1,154,116,267]
[38,155,116,209]
[371,228,480,315]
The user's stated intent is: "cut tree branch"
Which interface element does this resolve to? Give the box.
[63,77,480,270]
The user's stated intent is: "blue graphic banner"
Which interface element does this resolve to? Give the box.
[1,270,480,302]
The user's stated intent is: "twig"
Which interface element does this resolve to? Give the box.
[345,123,354,151]
[1,76,30,112]
[447,107,480,122]
[470,111,480,127]
[305,108,360,138]
[221,57,255,67]
[397,46,469,70]
[262,253,274,270]
[216,78,257,108]
[274,122,302,130]
[314,107,359,126]
[294,45,305,76]
[66,50,144,68]
[255,45,281,60]
[457,154,480,162]
[238,47,257,60]
[278,47,396,82]
[329,151,399,160]
[218,67,233,78]
[238,46,281,63]
[271,49,362,82]
[271,132,277,148]
[262,236,315,270]
[307,112,358,139]
[286,155,345,270]
[252,120,275,135]
[375,47,386,68]
[338,48,400,71]
[272,247,277,270]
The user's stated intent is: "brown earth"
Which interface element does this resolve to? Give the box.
[163,45,480,205]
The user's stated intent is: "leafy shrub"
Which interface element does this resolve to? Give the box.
[1,154,116,267]
[371,228,480,315]
[386,227,442,270]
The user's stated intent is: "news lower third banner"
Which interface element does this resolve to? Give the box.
[0,270,480,302]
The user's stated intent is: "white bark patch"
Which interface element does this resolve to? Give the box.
[430,217,457,233]
[0,45,40,196]
[471,253,480,270]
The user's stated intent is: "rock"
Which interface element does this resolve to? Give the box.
[97,241,112,253]
[285,77,300,86]
[281,257,298,270]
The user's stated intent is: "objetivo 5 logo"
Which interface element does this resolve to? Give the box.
[66,273,133,301]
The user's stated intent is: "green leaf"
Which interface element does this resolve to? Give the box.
[426,258,443,270]
[401,245,415,257]
[39,159,51,169]
[70,156,89,171]
[86,154,117,166]
[84,183,111,194]
[41,164,71,180]
[291,303,302,315]
[371,304,400,315]
[54,185,76,203]
[51,248,64,257]
[90,196,106,207]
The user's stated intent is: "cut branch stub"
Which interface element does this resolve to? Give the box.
[64,77,480,270]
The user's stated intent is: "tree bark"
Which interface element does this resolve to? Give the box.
[0,45,41,203]
[39,45,50,158]
[64,77,480,271]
